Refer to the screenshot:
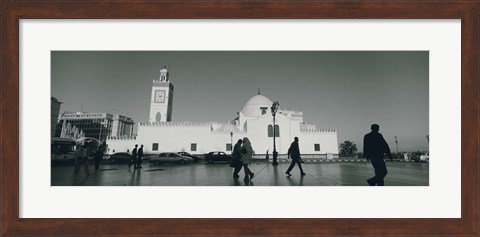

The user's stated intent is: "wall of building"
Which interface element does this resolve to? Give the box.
[111,118,134,137]
[242,113,338,154]
[243,114,296,154]
[105,114,338,156]
[107,122,247,155]
[106,138,137,154]
[299,130,338,154]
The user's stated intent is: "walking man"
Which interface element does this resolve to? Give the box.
[364,124,392,186]
[240,137,255,181]
[94,143,104,171]
[137,145,144,169]
[286,137,306,176]
[232,139,243,178]
[128,144,138,170]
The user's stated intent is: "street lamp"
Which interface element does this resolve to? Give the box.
[230,132,233,154]
[271,101,279,166]
[99,120,103,141]
[395,136,399,154]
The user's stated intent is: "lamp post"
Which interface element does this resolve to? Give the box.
[99,120,103,141]
[230,132,233,154]
[395,136,399,154]
[271,101,279,166]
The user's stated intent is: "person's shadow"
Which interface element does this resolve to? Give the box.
[73,175,89,186]
[286,175,305,186]
[243,179,254,186]
[128,168,142,186]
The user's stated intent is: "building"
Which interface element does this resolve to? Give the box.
[59,112,134,141]
[149,66,174,122]
[106,67,338,156]
[51,97,62,137]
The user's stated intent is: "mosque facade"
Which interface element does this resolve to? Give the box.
[106,67,338,156]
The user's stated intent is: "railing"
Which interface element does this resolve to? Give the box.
[252,154,344,159]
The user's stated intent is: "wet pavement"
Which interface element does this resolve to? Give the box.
[52,160,429,186]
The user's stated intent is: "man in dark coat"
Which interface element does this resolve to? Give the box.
[364,124,392,186]
[231,139,243,178]
[128,144,138,170]
[137,145,144,169]
[94,144,104,171]
[286,137,305,176]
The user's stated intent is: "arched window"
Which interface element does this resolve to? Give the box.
[268,125,280,137]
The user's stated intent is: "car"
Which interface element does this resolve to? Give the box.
[420,152,429,163]
[177,152,200,162]
[204,151,232,164]
[104,152,132,164]
[150,152,193,165]
[410,152,424,162]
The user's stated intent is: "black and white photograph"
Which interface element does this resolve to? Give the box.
[51,51,429,186]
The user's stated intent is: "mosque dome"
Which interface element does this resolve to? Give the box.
[240,95,273,117]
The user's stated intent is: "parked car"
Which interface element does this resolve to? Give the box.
[177,152,200,162]
[410,152,424,162]
[104,152,132,164]
[420,152,429,163]
[204,151,232,164]
[150,152,193,165]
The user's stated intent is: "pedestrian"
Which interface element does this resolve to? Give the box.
[265,149,269,161]
[93,143,104,171]
[240,137,255,181]
[364,124,393,186]
[73,142,92,176]
[286,137,306,176]
[128,144,138,170]
[231,139,243,178]
[137,145,144,169]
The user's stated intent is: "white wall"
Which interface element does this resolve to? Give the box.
[135,124,245,154]
[106,116,338,156]
[300,131,338,154]
[243,114,338,154]
[106,138,137,154]
[244,114,299,154]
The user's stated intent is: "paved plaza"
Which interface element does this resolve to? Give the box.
[52,160,429,186]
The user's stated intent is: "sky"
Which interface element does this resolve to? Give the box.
[51,51,429,152]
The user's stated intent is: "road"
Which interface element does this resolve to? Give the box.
[51,160,429,186]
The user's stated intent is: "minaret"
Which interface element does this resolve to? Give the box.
[149,65,174,122]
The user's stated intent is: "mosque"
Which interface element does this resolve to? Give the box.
[106,67,338,156]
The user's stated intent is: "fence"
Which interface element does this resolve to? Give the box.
[252,153,347,160]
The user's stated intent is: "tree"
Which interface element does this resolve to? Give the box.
[339,140,357,156]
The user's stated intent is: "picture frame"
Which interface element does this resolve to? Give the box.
[1,1,478,236]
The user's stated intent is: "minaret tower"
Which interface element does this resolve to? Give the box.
[149,65,174,122]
